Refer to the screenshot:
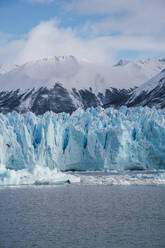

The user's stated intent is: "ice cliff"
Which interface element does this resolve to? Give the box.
[0,106,165,175]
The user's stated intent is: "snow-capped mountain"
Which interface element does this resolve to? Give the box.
[0,56,165,91]
[0,56,165,114]
[127,69,165,108]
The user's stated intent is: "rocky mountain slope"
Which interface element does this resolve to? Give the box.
[127,69,165,108]
[0,56,165,114]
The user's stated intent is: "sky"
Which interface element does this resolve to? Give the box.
[0,0,165,65]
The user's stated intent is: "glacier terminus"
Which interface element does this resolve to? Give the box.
[1,106,165,186]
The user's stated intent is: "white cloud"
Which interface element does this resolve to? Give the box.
[66,0,165,38]
[0,0,165,65]
[65,0,137,15]
[66,0,165,16]
[0,33,26,64]
[0,20,165,65]
[0,20,116,65]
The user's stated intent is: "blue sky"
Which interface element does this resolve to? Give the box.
[0,0,165,64]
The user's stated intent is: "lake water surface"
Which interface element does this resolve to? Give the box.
[0,185,165,248]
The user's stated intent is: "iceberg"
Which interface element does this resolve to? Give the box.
[0,106,165,185]
[0,164,80,186]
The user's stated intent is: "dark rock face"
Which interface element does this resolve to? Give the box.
[127,84,165,108]
[0,83,133,114]
[127,73,165,108]
[101,88,134,108]
[0,74,165,115]
[30,84,77,115]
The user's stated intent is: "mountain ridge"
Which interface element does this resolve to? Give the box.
[1,56,165,91]
[0,56,165,114]
[127,69,165,108]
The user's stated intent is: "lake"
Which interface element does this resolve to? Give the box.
[0,185,165,248]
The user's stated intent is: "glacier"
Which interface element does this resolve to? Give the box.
[0,106,165,185]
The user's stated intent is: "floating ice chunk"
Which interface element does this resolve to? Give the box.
[76,171,165,186]
[0,165,80,186]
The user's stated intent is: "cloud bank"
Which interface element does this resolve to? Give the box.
[0,0,165,65]
[66,0,165,38]
[0,19,165,65]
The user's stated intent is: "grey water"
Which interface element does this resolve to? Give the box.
[0,186,165,248]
